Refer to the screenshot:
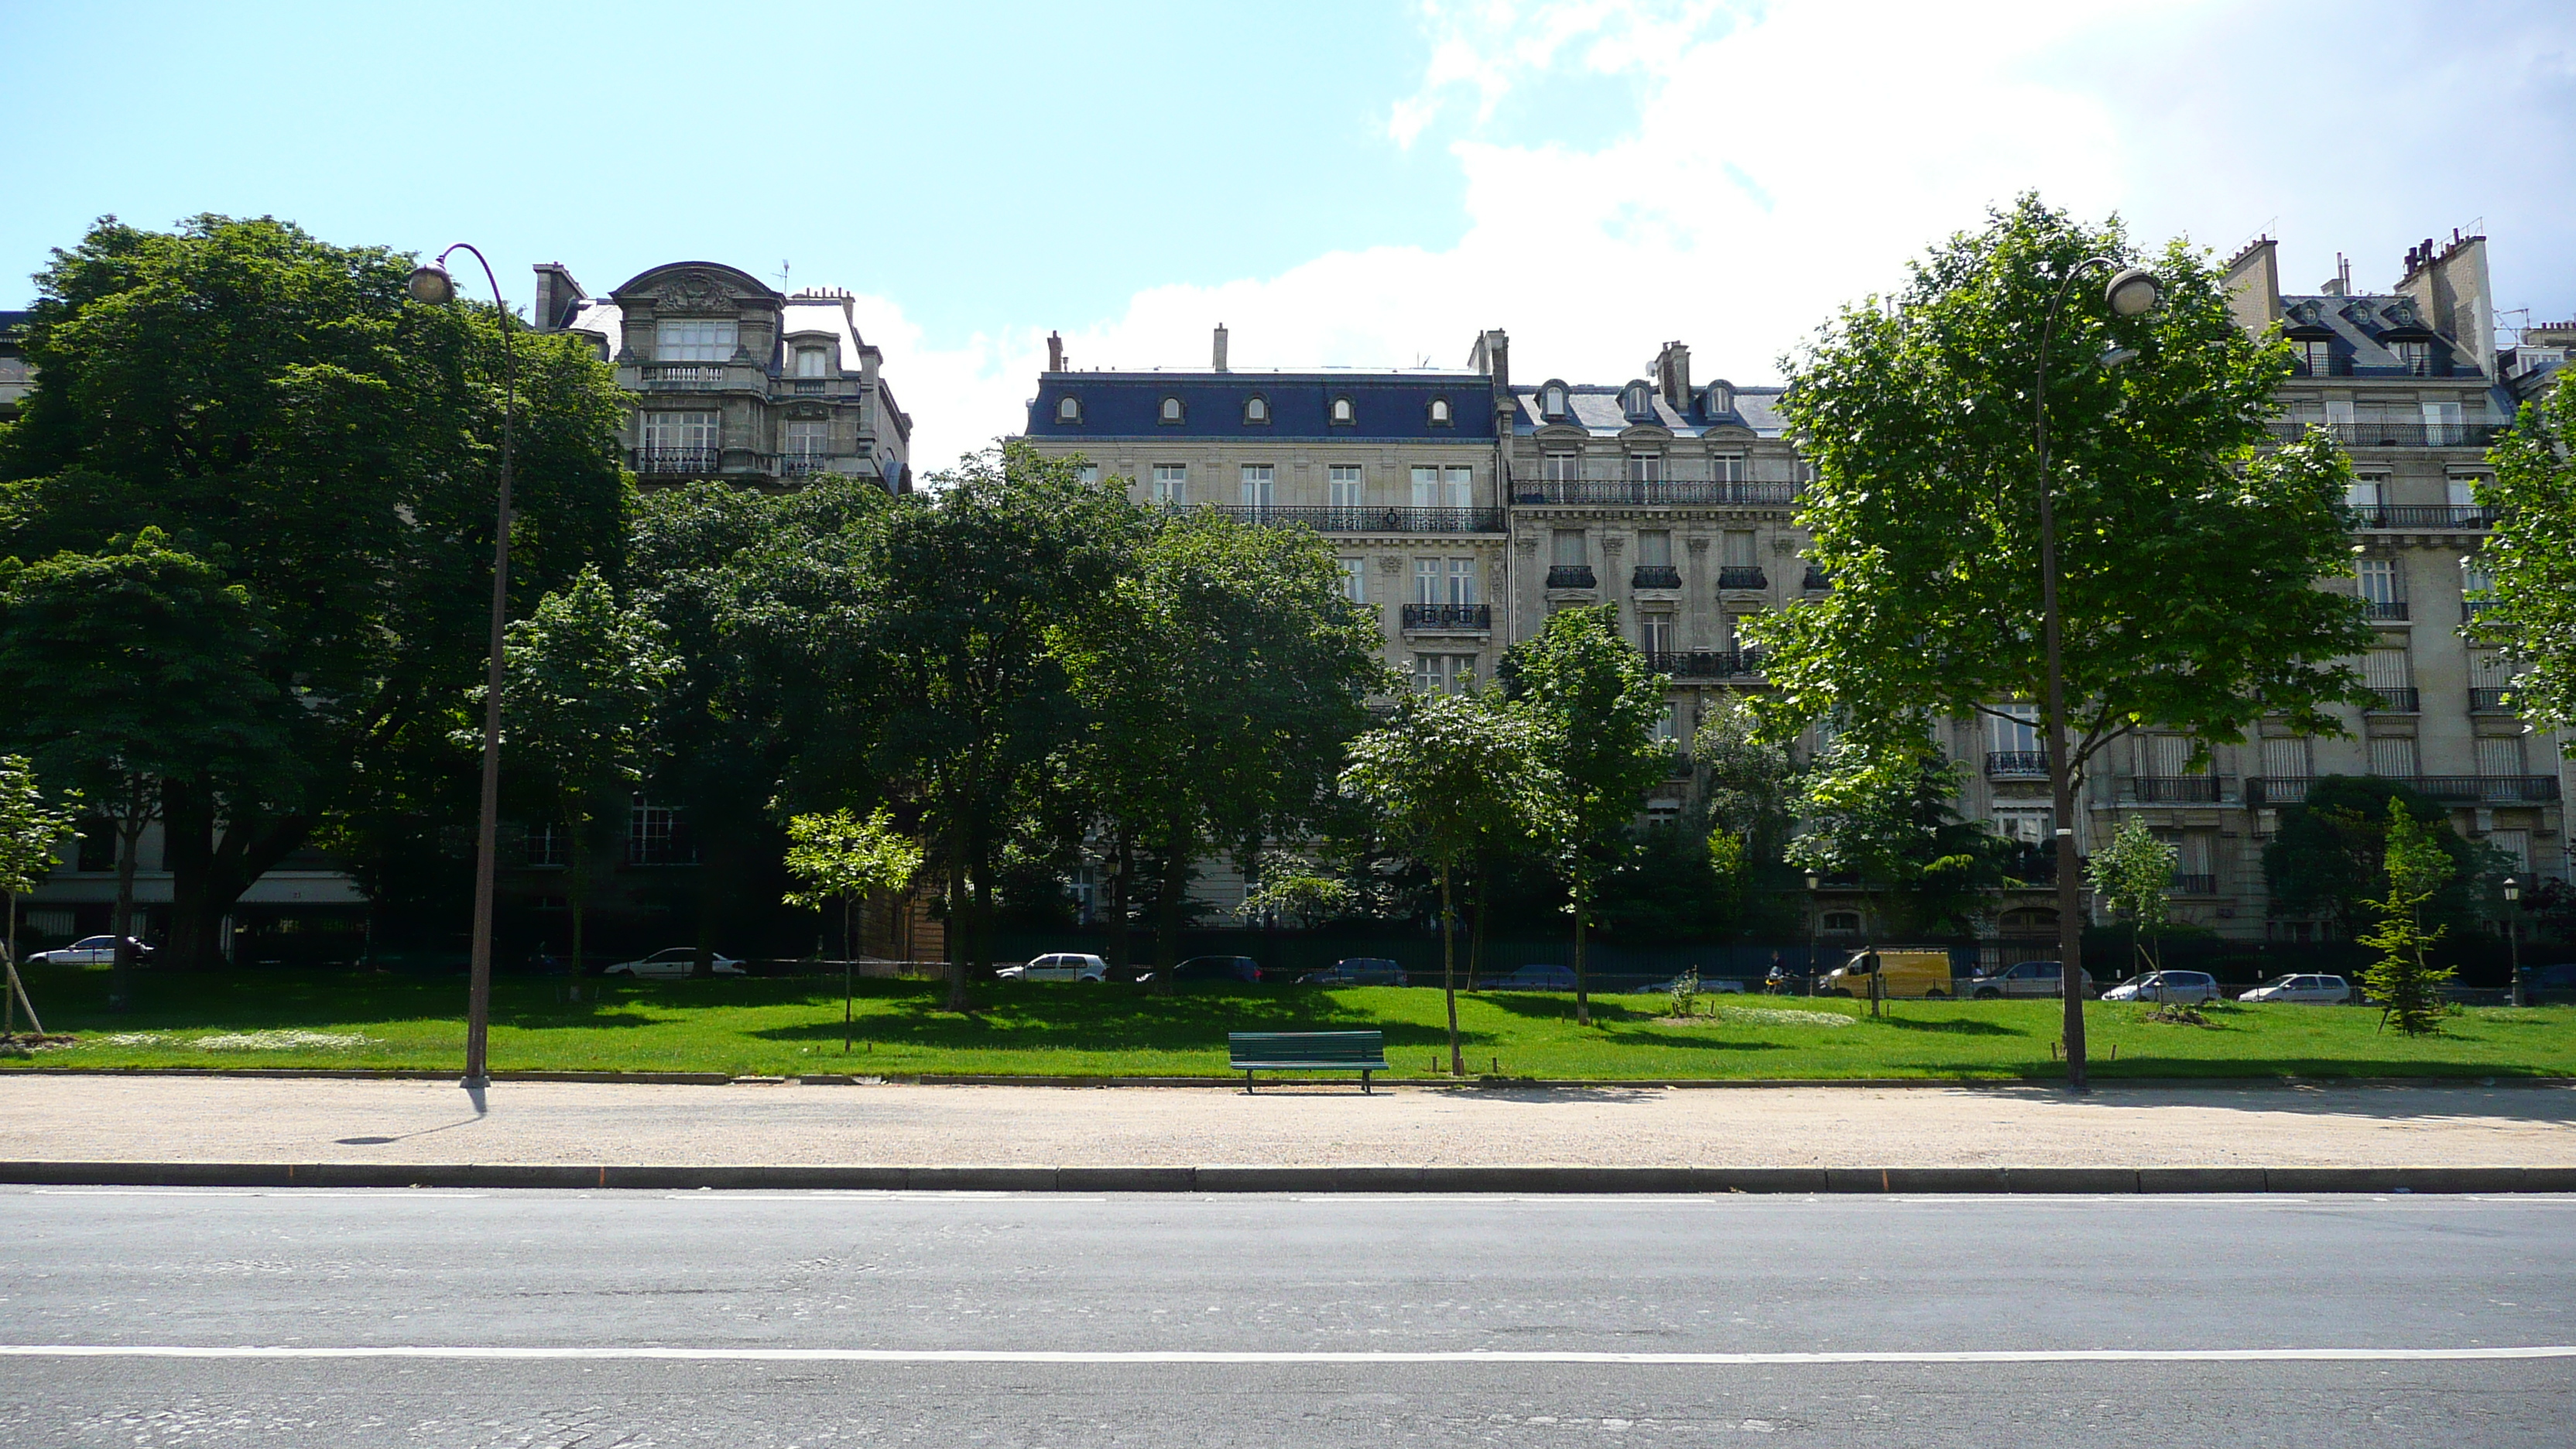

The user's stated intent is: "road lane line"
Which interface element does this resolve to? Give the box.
[4,1345,2570,1365]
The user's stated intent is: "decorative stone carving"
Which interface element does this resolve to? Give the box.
[1376,555,1404,574]
[657,270,738,313]
[1685,534,1711,554]
[1514,536,1540,554]
[1601,533,1626,556]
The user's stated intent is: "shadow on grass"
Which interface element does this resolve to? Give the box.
[1870,1016,2022,1036]
[750,983,1469,1055]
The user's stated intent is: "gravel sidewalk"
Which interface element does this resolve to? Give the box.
[2,1074,2572,1169]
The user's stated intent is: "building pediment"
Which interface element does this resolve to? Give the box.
[610,262,783,314]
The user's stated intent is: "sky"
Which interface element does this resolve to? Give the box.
[4,0,2572,473]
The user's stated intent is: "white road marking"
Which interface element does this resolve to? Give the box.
[3,1345,2570,1365]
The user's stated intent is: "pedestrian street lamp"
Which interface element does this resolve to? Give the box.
[2033,259,2160,1093]
[409,245,517,1091]
[2503,876,2523,1007]
[1805,869,1822,994]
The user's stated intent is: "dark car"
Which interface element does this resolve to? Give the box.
[1495,962,1577,991]
[2527,964,2576,1002]
[1310,957,1405,986]
[1138,954,1262,986]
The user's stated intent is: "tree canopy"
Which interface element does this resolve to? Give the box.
[2472,373,2576,748]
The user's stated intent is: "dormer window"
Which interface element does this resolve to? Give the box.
[1621,382,1653,419]
[1160,396,1185,425]
[1704,382,1734,416]
[1244,395,1270,425]
[1055,396,1083,424]
[1329,396,1355,426]
[795,348,829,379]
[2295,338,2334,375]
[1539,382,1569,420]
[2393,340,2430,377]
[1427,396,1452,426]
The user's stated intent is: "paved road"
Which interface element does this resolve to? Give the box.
[8,1074,2574,1168]
[1,1189,2569,1446]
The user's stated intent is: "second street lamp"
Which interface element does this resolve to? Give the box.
[2033,257,2159,1093]
[2504,876,2523,1007]
[409,244,516,1091]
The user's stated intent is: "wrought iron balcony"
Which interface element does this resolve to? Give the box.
[1630,564,1682,590]
[2353,504,2495,529]
[1803,565,1832,590]
[1717,565,1768,591]
[1646,649,1762,678]
[2269,422,2504,449]
[2167,873,2219,896]
[1211,505,1503,534]
[2244,777,2311,806]
[1986,751,2050,778]
[637,447,723,474]
[2469,687,2518,712]
[1545,564,1597,589]
[780,454,834,477]
[2362,599,2410,621]
[2366,687,2420,713]
[2247,775,2562,806]
[1512,479,1800,506]
[1401,602,1492,631]
[2132,776,2224,803]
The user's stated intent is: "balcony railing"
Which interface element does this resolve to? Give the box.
[637,447,723,474]
[1646,649,1763,679]
[2132,776,2223,803]
[1513,479,1800,507]
[2469,687,2518,712]
[780,454,834,477]
[1631,564,1682,590]
[2269,422,2504,449]
[2366,687,2420,713]
[2362,599,2410,621]
[1546,564,1598,589]
[1401,602,1492,631]
[1211,505,1503,534]
[1987,751,2050,778]
[642,364,729,386]
[1802,566,1832,591]
[1717,565,1769,591]
[2354,504,2495,529]
[2168,873,2219,896]
[2247,775,2562,806]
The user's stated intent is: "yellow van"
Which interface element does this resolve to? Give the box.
[1817,948,1956,1000]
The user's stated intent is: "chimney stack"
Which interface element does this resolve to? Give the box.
[530,262,586,331]
[1046,331,1064,373]
[1653,340,1692,411]
[1213,324,1229,372]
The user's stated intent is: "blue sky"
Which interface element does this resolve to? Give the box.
[5,1,2572,470]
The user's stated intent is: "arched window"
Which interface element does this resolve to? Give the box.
[1244,395,1270,424]
[1054,396,1081,424]
[1622,382,1653,418]
[1540,385,1567,418]
[1330,396,1355,426]
[1704,382,1733,416]
[1427,396,1452,425]
[1160,396,1184,424]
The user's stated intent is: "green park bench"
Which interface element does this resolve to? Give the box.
[1227,1029,1389,1094]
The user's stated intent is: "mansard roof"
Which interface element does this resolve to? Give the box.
[1509,382,1789,439]
[1026,371,1497,441]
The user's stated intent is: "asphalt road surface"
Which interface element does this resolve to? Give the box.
[1,1187,2569,1447]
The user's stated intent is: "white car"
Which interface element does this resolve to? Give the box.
[2239,973,2350,1005]
[2101,969,2223,1005]
[26,935,152,967]
[602,947,745,979]
[996,952,1110,983]
[1963,960,2095,999]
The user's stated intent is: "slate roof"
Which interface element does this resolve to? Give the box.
[1026,371,1499,442]
[2279,293,2482,379]
[1509,382,1788,438]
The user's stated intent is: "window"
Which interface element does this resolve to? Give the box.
[1551,529,1587,567]
[1992,807,2053,847]
[1074,463,1100,486]
[2393,340,2430,376]
[1625,452,1664,483]
[1239,463,1275,508]
[1055,396,1082,423]
[1711,454,1745,483]
[1152,463,1187,505]
[2489,827,2532,874]
[1409,557,1479,608]
[1447,557,1478,605]
[644,411,719,451]
[2142,734,2194,777]
[1542,451,1580,483]
[1639,615,1674,654]
[1413,558,1442,607]
[1160,396,1184,424]
[2448,476,2485,516]
[1327,464,1363,509]
[1411,465,1472,511]
[2356,557,2401,605]
[2261,737,2312,779]
[1540,385,1567,418]
[2345,474,2385,511]
[655,319,737,361]
[1243,395,1270,425]
[1637,529,1673,567]
[1989,704,2040,756]
[1706,382,1734,415]
[1428,396,1452,426]
[795,347,828,378]
[2423,398,2464,439]
[2461,557,2494,601]
[1722,530,1757,568]
[2367,735,2419,778]
[783,419,827,460]
[627,796,685,865]
[2364,647,2413,691]
[1330,396,1355,426]
[1413,653,1478,695]
[1822,911,1862,933]
[1652,699,1680,741]
[1621,382,1653,416]
[528,820,567,868]
[1338,559,1365,605]
[2478,735,2526,778]
[2296,338,2333,375]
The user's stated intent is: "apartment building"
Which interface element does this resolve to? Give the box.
[535,260,913,495]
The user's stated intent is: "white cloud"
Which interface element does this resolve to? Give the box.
[885,0,2576,475]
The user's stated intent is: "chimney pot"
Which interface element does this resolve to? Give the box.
[1046,331,1064,373]
[1213,324,1229,372]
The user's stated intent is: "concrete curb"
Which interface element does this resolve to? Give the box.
[2,1160,2570,1194]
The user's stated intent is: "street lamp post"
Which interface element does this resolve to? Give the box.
[2033,258,2160,1093]
[1805,870,1821,995]
[408,245,516,1091]
[2503,876,2523,1007]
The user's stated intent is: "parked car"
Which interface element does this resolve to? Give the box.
[1310,957,1405,986]
[1136,954,1261,986]
[996,952,1111,983]
[1493,962,1577,991]
[2528,964,2576,1003]
[1961,959,2095,1000]
[24,935,152,967]
[2102,969,2223,1005]
[1817,948,1957,1000]
[603,947,745,978]
[2239,973,2351,1005]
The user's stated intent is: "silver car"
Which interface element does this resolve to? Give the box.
[2239,973,2350,1005]
[602,947,745,979]
[25,935,152,967]
[2101,970,2222,1005]
[996,952,1109,983]
[1963,960,2095,999]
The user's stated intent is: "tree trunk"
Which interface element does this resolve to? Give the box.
[1440,863,1462,1075]
[1572,875,1590,1026]
[568,820,589,976]
[1104,831,1132,978]
[1467,866,1488,992]
[109,805,147,1012]
[160,779,307,973]
[944,817,971,1012]
[1150,835,1190,997]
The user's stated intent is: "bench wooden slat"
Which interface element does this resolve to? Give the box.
[1227,1030,1386,1093]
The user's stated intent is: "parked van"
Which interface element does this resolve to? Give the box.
[1817,948,1955,1000]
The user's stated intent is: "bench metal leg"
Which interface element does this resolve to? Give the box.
[1362,1070,1372,1095]
[1244,1069,1255,1094]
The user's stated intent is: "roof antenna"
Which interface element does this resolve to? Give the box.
[777,259,791,293]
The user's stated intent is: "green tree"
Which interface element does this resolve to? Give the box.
[2088,818,2177,975]
[1506,605,1673,1025]
[0,529,289,1007]
[782,807,925,961]
[2472,373,2576,745]
[2359,799,2457,1036]
[481,566,676,974]
[0,755,80,1036]
[1789,732,2013,941]
[1342,687,1559,1074]
[2262,776,2492,940]
[0,214,630,968]
[1689,691,1803,935]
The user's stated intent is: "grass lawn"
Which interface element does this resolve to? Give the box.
[4,964,2574,1081]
